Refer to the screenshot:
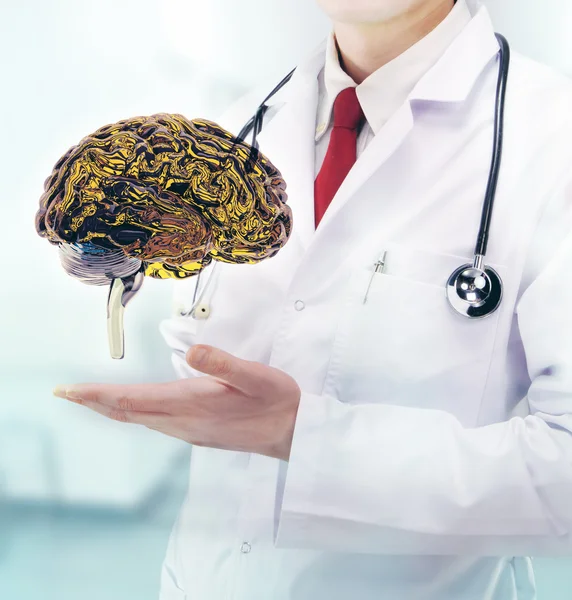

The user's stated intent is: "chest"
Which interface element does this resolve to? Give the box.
[183,103,551,424]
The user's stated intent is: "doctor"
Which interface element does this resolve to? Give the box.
[53,0,572,598]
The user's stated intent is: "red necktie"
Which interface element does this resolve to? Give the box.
[314,87,365,227]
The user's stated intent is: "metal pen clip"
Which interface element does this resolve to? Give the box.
[363,251,387,304]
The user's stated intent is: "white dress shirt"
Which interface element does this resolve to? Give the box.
[315,0,471,175]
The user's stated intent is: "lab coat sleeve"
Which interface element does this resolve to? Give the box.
[274,180,572,557]
[159,276,205,380]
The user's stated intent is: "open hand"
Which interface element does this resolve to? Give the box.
[53,345,302,461]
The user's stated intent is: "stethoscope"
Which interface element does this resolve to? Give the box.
[185,33,510,321]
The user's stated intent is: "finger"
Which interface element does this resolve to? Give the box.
[52,380,187,413]
[185,344,274,395]
[70,397,173,428]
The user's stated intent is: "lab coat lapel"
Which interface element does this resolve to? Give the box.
[307,4,500,249]
[315,102,414,235]
[256,58,323,252]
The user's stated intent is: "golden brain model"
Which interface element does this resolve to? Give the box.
[35,114,292,358]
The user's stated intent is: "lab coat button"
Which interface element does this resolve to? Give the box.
[240,542,251,554]
[294,300,305,311]
[193,303,211,320]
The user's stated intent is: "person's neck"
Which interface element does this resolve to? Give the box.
[333,0,455,84]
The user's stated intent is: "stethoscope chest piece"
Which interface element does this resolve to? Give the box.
[446,264,503,319]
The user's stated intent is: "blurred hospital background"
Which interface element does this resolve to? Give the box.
[1,1,571,598]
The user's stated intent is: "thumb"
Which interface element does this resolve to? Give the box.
[186,344,259,392]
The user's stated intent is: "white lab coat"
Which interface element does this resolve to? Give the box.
[159,2,572,599]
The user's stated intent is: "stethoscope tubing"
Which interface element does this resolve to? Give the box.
[475,33,510,259]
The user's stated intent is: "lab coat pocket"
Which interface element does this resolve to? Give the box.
[324,245,505,425]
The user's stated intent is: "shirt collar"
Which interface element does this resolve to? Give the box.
[315,0,473,141]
